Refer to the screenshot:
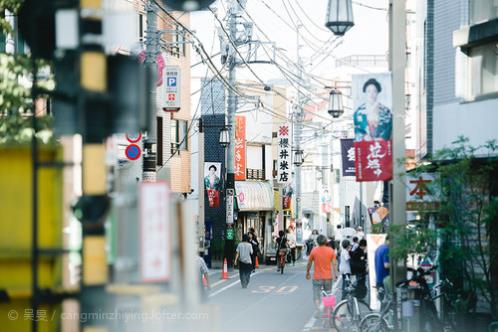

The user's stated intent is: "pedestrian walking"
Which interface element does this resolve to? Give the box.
[306,234,338,313]
[276,230,288,272]
[339,239,352,300]
[350,239,368,300]
[374,235,390,299]
[351,236,359,251]
[234,234,253,288]
[248,231,259,273]
[287,227,297,266]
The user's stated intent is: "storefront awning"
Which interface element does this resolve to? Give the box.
[235,181,274,212]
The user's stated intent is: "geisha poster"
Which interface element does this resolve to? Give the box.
[204,162,222,208]
[352,73,393,182]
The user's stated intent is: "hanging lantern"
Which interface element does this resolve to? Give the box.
[328,89,344,118]
[164,0,216,11]
[325,0,355,36]
[293,149,304,167]
[219,125,230,148]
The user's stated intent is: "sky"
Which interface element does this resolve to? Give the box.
[189,0,390,84]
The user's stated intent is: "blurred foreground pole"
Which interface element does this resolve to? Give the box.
[143,0,158,181]
[389,0,406,330]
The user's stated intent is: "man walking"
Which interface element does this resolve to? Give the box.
[306,234,338,312]
[235,234,253,288]
[351,239,368,300]
[374,235,390,299]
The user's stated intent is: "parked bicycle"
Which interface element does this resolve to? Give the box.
[331,275,372,331]
[360,265,458,332]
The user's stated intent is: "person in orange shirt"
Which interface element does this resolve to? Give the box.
[306,234,339,311]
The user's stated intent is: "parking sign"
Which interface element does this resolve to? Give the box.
[163,66,181,111]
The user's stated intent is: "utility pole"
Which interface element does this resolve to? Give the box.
[389,0,406,287]
[144,0,158,181]
[225,0,239,232]
[294,24,304,240]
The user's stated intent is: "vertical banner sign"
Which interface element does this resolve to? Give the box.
[352,73,393,182]
[340,138,356,177]
[282,184,293,210]
[226,188,234,224]
[204,162,222,208]
[140,182,171,282]
[234,116,246,181]
[163,65,181,111]
[277,124,291,184]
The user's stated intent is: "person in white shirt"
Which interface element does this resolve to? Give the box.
[234,234,253,288]
[339,239,352,300]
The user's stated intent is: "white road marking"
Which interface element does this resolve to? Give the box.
[208,271,262,298]
[302,315,316,331]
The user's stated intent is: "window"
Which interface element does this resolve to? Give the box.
[469,42,498,98]
[470,0,498,24]
[171,119,188,154]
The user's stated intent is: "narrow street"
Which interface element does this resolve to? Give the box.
[207,262,332,332]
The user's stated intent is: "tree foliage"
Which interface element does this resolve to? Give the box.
[1,0,55,145]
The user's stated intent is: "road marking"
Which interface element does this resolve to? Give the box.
[302,316,316,331]
[208,271,261,298]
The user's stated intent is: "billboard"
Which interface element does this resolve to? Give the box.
[352,73,393,182]
[204,162,222,208]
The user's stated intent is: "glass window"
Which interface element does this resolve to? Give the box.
[170,119,188,152]
[470,0,498,24]
[469,42,498,97]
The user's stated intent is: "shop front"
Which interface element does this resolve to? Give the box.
[234,181,274,257]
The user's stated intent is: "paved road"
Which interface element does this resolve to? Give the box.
[206,261,333,332]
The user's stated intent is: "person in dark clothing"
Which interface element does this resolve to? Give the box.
[248,231,260,272]
[276,230,288,272]
[235,234,253,288]
[350,239,368,300]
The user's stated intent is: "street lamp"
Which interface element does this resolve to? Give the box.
[325,0,355,36]
[163,0,216,11]
[293,149,304,167]
[328,89,344,118]
[219,125,230,148]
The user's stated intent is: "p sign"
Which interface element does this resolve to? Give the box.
[167,77,177,87]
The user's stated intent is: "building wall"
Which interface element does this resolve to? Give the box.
[432,0,498,153]
[433,0,461,106]
[158,12,191,193]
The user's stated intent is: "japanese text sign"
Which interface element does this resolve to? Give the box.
[277,124,291,184]
[234,116,246,181]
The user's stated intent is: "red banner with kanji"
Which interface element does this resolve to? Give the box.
[207,189,220,208]
[234,116,246,181]
[354,140,392,182]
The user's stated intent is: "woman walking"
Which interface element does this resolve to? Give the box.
[235,234,253,288]
[248,231,259,273]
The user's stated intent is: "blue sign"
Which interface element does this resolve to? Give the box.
[125,144,141,161]
[167,77,177,87]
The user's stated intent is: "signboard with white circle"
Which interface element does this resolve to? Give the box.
[126,132,142,143]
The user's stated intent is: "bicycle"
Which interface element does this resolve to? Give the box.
[277,247,288,274]
[331,275,372,331]
[360,265,457,332]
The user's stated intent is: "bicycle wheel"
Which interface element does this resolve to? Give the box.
[360,313,390,332]
[332,299,371,331]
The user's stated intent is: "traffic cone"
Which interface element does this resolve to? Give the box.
[221,258,229,280]
[255,256,259,269]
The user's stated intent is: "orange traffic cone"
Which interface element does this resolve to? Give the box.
[255,256,259,269]
[221,258,229,280]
